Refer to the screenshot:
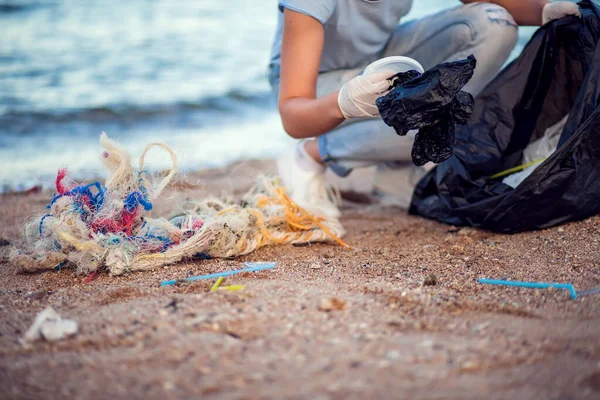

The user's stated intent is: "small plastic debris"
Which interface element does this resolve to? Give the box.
[40,319,78,341]
[84,270,98,283]
[478,278,577,299]
[423,274,438,286]
[161,262,277,286]
[490,158,545,180]
[23,306,78,343]
[210,276,224,292]
[24,290,48,300]
[310,262,322,269]
[221,285,244,291]
[318,297,347,312]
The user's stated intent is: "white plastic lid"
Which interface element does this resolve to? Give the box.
[363,56,425,76]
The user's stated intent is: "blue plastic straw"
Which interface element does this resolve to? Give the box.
[578,287,600,297]
[478,278,578,300]
[160,262,277,286]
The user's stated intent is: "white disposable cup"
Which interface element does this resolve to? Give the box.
[363,56,425,76]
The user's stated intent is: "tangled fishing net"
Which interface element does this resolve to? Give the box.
[10,133,347,276]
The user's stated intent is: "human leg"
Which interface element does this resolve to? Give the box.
[317,2,519,176]
[275,3,519,211]
[382,2,518,96]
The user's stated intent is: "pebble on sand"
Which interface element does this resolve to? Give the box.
[318,297,347,312]
[423,274,438,286]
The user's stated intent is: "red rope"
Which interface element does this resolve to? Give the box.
[56,168,68,194]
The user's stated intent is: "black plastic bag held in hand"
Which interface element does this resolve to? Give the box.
[376,56,476,166]
[410,0,600,233]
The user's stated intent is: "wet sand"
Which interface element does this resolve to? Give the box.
[1,160,599,399]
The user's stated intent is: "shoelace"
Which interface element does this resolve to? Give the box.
[307,173,341,209]
[326,182,342,207]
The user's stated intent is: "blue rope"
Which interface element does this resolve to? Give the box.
[85,182,105,210]
[47,181,150,218]
[106,236,121,246]
[53,261,66,271]
[39,214,52,237]
[71,200,88,217]
[124,191,153,212]
[47,182,105,210]
[47,193,63,209]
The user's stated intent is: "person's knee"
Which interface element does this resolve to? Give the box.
[453,3,518,96]
[466,3,518,52]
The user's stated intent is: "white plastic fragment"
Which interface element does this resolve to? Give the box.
[23,306,78,343]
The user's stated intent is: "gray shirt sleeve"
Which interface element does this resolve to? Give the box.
[278,0,337,24]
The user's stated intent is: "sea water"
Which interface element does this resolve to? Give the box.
[0,0,535,190]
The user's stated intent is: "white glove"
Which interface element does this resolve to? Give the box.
[337,71,395,119]
[542,1,581,25]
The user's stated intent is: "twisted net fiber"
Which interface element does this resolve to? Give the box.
[10,133,347,276]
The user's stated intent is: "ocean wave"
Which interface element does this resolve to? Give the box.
[0,2,54,14]
[0,90,274,135]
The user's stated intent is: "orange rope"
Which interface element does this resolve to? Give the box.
[212,184,348,251]
[275,187,350,248]
[248,209,284,246]
[217,206,237,216]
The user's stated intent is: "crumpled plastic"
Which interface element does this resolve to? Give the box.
[501,114,568,188]
[22,306,78,343]
[376,56,476,166]
[410,0,600,233]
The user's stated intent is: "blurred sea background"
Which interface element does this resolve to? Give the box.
[0,0,536,190]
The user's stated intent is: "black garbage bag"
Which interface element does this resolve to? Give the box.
[409,0,600,233]
[376,56,476,165]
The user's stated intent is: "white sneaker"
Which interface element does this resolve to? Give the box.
[373,162,433,208]
[277,147,341,218]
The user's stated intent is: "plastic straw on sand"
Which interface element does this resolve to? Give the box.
[478,278,577,299]
[161,262,277,286]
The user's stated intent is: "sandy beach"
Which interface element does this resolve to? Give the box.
[0,159,599,399]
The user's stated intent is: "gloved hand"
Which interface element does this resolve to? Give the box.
[542,1,581,25]
[337,71,395,119]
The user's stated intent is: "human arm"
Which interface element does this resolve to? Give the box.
[278,9,344,139]
[278,9,394,139]
[461,0,579,26]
